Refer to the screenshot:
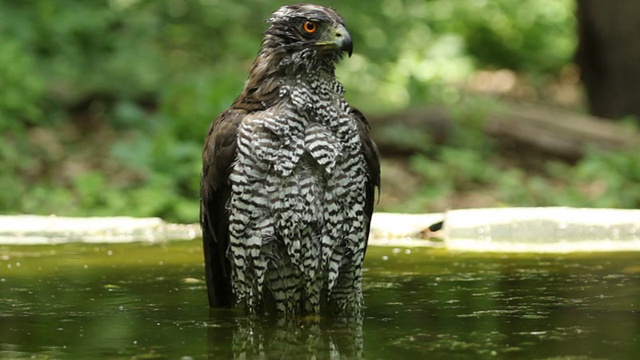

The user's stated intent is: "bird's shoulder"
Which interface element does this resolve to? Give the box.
[201,108,247,194]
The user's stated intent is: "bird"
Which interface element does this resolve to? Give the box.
[200,3,380,316]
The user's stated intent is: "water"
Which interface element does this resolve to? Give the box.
[1,240,639,359]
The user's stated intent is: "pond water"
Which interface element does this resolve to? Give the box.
[1,239,638,359]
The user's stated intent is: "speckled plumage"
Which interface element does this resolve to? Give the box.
[200,3,379,315]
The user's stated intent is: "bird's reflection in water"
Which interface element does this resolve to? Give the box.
[207,309,363,359]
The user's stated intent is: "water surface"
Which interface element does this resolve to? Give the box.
[1,240,638,359]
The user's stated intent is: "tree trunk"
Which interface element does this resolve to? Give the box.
[576,0,640,121]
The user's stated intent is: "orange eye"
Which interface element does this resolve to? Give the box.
[302,21,317,33]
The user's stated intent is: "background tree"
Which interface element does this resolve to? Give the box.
[0,0,638,221]
[576,0,640,121]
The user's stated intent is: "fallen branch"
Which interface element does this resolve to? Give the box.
[369,101,640,159]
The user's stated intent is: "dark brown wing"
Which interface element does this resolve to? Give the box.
[351,107,381,251]
[200,109,244,307]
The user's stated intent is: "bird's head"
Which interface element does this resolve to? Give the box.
[237,4,352,109]
[263,4,353,65]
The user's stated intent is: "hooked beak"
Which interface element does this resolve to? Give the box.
[333,24,353,57]
[317,23,353,57]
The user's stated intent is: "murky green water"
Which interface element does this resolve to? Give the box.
[1,240,639,359]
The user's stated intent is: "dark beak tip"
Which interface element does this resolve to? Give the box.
[342,39,353,57]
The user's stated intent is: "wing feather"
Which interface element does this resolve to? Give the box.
[200,109,244,307]
[351,107,381,251]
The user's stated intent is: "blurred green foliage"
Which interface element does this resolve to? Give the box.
[2,0,635,222]
[399,111,640,213]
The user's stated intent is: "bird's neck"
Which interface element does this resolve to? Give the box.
[235,41,342,110]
